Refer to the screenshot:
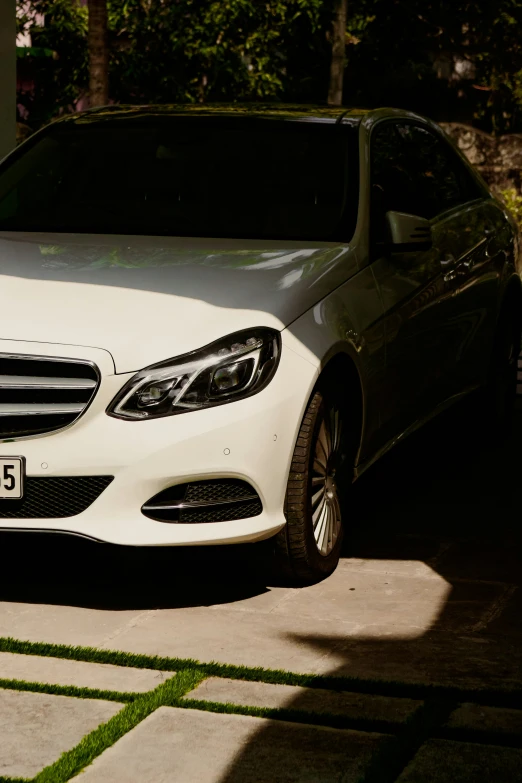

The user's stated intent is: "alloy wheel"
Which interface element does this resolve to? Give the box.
[311,406,343,556]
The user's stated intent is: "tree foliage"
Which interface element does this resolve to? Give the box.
[17,0,88,127]
[343,0,522,134]
[15,0,522,135]
[107,1,325,103]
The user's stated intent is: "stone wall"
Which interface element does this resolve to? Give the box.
[442,122,522,193]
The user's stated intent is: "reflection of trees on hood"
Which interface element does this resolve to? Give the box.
[37,244,340,273]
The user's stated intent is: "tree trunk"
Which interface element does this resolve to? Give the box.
[88,0,109,107]
[327,0,348,106]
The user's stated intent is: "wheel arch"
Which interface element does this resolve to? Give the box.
[315,349,365,469]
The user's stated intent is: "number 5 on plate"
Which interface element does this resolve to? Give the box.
[0,457,24,499]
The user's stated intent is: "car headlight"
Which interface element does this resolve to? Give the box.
[107,328,281,420]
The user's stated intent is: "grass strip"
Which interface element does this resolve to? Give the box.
[180,696,408,735]
[0,636,193,672]
[32,669,205,783]
[0,677,136,704]
[0,777,30,783]
[1,636,520,708]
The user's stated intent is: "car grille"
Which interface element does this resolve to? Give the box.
[0,476,113,518]
[141,478,263,524]
[0,353,100,439]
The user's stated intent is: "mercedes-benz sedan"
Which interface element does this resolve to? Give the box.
[0,104,519,583]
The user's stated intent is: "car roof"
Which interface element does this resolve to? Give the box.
[54,103,370,127]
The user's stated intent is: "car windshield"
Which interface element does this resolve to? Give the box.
[0,117,358,242]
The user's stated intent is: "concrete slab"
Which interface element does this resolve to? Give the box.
[101,606,522,689]
[269,565,504,634]
[0,601,152,648]
[1,556,500,651]
[396,739,522,782]
[208,556,482,635]
[75,706,386,782]
[185,677,422,724]
[0,560,519,690]
[270,561,453,631]
[100,606,360,673]
[0,652,173,693]
[446,703,522,736]
[0,688,121,779]
[327,632,522,691]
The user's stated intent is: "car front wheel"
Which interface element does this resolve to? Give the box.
[274,388,352,584]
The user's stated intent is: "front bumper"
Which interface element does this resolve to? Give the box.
[0,339,316,546]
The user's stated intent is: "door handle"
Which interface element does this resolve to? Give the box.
[440,253,457,282]
[459,257,474,273]
[484,225,495,257]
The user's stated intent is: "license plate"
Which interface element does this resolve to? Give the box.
[0,457,25,499]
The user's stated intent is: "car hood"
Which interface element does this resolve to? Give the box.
[0,232,357,372]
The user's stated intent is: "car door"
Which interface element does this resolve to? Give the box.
[445,197,512,393]
[404,123,508,400]
[412,128,507,395]
[368,120,468,442]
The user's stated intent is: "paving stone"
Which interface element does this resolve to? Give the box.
[0,688,122,779]
[0,567,519,690]
[100,607,361,673]
[396,739,522,783]
[271,566,505,634]
[104,605,522,690]
[445,703,522,736]
[337,557,447,578]
[76,706,387,782]
[0,652,173,693]
[185,677,422,724]
[0,601,151,648]
[324,632,522,692]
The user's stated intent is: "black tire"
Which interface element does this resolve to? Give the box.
[274,387,353,585]
[482,304,521,441]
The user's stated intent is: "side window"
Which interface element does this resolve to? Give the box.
[436,131,485,204]
[398,124,482,218]
[370,123,420,242]
[371,122,484,242]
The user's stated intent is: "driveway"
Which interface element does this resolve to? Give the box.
[0,399,520,781]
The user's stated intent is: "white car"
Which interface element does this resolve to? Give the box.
[0,105,519,583]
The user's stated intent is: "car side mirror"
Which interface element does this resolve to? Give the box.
[385,211,432,250]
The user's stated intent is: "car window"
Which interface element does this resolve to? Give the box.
[371,121,484,239]
[0,119,359,242]
[399,124,482,218]
[370,123,417,241]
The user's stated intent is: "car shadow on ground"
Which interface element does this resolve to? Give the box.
[0,533,274,610]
